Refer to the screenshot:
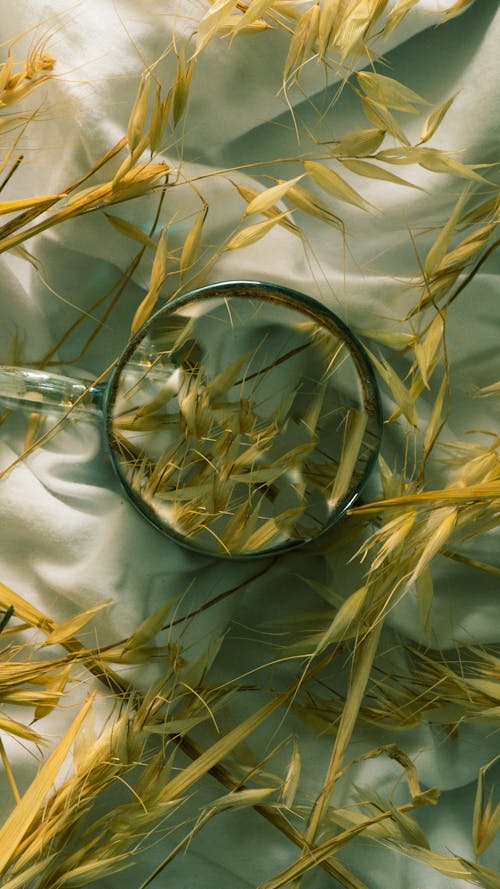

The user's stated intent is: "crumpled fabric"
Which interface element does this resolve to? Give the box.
[0,1,499,887]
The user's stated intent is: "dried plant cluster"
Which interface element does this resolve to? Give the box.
[109,290,380,555]
[0,1,499,888]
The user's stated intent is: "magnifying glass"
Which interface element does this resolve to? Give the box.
[0,281,382,558]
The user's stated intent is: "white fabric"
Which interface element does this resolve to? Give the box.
[0,1,499,887]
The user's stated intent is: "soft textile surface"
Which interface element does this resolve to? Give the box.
[0,1,499,887]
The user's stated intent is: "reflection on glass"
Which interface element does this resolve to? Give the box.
[107,285,380,557]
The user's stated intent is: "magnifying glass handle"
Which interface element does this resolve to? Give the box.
[0,366,104,417]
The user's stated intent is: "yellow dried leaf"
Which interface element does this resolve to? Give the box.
[211,787,276,811]
[0,695,95,876]
[304,160,373,212]
[418,148,489,183]
[234,0,275,30]
[281,741,301,808]
[131,226,169,333]
[425,189,469,277]
[384,0,419,36]
[240,508,302,553]
[124,597,178,651]
[173,51,195,127]
[43,601,111,646]
[419,93,458,144]
[356,327,414,349]
[415,567,434,633]
[361,96,409,145]
[0,715,44,744]
[329,408,368,507]
[423,374,448,458]
[409,508,457,586]
[315,585,369,654]
[369,351,417,426]
[127,73,151,154]
[105,213,157,248]
[0,194,66,216]
[285,181,343,228]
[226,212,288,250]
[244,175,303,216]
[318,0,341,57]
[473,755,500,857]
[331,127,386,158]
[194,0,239,55]
[357,71,428,112]
[149,83,173,152]
[180,205,207,277]
[414,312,445,388]
[283,3,320,82]
[156,691,289,803]
[339,157,422,189]
[34,665,73,721]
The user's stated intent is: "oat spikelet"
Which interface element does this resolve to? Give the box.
[179,204,207,278]
[304,160,373,212]
[131,226,169,333]
[226,212,289,250]
[243,175,304,216]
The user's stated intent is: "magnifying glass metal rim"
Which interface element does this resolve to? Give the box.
[102,279,383,560]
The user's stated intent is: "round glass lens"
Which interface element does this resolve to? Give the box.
[105,282,381,557]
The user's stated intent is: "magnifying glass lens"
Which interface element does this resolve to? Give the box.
[106,283,380,558]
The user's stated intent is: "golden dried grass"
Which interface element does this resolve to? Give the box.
[0,6,499,889]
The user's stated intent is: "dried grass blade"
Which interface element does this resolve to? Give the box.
[339,157,422,189]
[127,73,151,154]
[226,212,289,250]
[425,188,469,277]
[368,350,417,426]
[304,160,373,212]
[0,194,66,215]
[155,691,289,802]
[329,408,367,507]
[285,182,343,228]
[180,205,207,278]
[211,787,276,811]
[418,148,489,183]
[331,127,386,158]
[408,507,457,587]
[0,715,44,745]
[281,741,301,809]
[0,694,95,876]
[244,175,303,216]
[124,598,178,651]
[361,97,409,145]
[43,601,111,646]
[419,92,458,144]
[357,72,428,112]
[34,665,73,721]
[473,754,500,857]
[283,4,320,84]
[194,0,239,56]
[172,51,195,127]
[51,855,134,888]
[131,226,169,332]
[105,213,157,248]
[384,0,419,36]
